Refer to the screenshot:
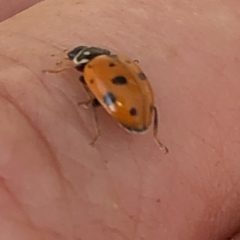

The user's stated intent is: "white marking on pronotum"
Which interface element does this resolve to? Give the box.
[73,58,89,65]
[83,51,91,55]
[73,47,88,65]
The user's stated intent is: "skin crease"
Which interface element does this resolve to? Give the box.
[0,0,240,239]
[0,0,43,22]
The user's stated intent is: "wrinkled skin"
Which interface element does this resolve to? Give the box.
[0,0,240,239]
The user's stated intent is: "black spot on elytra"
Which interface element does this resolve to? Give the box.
[138,72,147,80]
[103,92,116,106]
[129,107,137,116]
[109,62,116,67]
[112,76,128,85]
[90,79,94,84]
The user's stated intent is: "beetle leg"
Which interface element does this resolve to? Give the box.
[133,59,139,63]
[78,96,100,108]
[78,83,101,146]
[90,105,101,146]
[91,98,101,108]
[78,76,94,108]
[78,98,93,108]
[152,106,169,154]
[78,97,101,145]
[79,76,86,84]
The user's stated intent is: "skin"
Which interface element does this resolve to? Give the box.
[0,0,43,22]
[0,0,240,239]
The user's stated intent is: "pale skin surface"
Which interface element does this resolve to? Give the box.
[0,0,240,239]
[0,0,42,22]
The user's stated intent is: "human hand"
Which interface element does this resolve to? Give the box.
[0,1,240,239]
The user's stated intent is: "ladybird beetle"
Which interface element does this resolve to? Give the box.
[46,46,168,153]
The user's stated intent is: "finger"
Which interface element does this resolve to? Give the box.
[0,1,240,240]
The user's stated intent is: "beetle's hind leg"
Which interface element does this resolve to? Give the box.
[78,98,100,108]
[89,102,101,146]
[152,106,169,154]
[78,76,101,146]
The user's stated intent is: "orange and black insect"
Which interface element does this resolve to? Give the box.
[46,46,168,153]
